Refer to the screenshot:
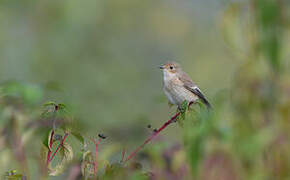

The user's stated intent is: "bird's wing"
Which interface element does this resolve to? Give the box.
[178,72,211,109]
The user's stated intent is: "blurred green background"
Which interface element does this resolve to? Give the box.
[0,0,290,179]
[0,0,234,130]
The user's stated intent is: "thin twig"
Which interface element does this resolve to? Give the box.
[124,112,181,162]
[90,137,102,180]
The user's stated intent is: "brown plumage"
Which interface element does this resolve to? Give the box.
[160,61,211,109]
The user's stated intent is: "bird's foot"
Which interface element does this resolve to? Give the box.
[187,101,194,110]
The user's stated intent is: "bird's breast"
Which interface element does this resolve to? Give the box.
[163,77,198,106]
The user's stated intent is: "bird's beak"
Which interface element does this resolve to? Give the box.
[159,65,164,69]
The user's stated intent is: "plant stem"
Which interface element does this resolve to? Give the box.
[90,137,102,180]
[121,148,126,162]
[49,133,69,162]
[46,105,59,166]
[124,112,181,162]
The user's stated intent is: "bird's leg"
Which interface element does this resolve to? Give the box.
[177,105,181,112]
[188,101,194,111]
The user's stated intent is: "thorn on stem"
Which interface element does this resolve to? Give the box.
[188,101,194,110]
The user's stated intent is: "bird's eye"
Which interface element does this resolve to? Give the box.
[170,66,173,70]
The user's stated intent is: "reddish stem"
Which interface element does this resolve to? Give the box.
[121,148,126,162]
[49,133,69,162]
[46,130,55,166]
[90,137,102,180]
[46,105,59,166]
[124,112,181,162]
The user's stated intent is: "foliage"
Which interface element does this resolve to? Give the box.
[0,0,290,180]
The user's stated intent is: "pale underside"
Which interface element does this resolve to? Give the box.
[163,71,198,107]
[163,83,198,106]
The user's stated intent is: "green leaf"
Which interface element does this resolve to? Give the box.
[47,130,54,151]
[81,150,94,178]
[129,172,149,180]
[62,143,74,161]
[43,101,57,107]
[0,81,43,105]
[177,100,188,127]
[41,102,57,117]
[48,142,73,176]
[71,131,84,145]
[4,174,23,180]
[40,144,49,164]
[180,100,188,119]
[22,84,43,104]
[57,103,67,110]
[42,129,53,149]
[4,169,24,179]
[104,163,124,176]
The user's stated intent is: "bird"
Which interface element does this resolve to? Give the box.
[159,61,211,110]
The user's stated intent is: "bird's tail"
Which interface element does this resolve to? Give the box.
[200,97,211,109]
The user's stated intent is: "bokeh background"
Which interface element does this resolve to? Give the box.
[0,0,289,179]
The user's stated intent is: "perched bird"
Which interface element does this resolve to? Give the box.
[159,61,211,109]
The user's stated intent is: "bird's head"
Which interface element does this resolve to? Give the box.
[159,62,181,75]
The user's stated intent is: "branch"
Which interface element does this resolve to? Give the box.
[121,148,126,162]
[124,112,181,162]
[90,135,105,180]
